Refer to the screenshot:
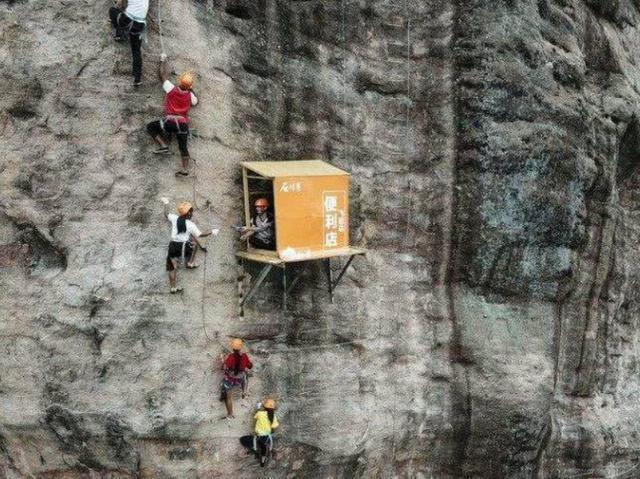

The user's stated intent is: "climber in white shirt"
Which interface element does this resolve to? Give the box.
[109,0,150,86]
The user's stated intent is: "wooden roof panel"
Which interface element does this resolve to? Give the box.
[241,160,350,178]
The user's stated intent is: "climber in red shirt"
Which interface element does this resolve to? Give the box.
[147,56,198,177]
[220,338,253,419]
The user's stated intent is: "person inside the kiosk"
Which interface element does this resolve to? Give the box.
[240,198,275,250]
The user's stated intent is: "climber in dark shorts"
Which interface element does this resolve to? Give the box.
[161,199,212,293]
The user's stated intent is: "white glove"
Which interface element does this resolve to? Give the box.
[160,197,169,205]
[160,53,167,62]
[211,228,220,236]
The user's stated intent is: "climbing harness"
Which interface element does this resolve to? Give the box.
[116,10,146,37]
[160,114,187,132]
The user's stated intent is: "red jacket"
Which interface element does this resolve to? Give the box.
[224,352,252,372]
[164,86,192,122]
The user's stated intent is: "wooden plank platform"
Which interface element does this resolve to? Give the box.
[236,247,366,265]
[236,251,284,266]
[280,247,366,262]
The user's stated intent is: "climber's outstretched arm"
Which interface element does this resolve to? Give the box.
[159,56,171,83]
[161,198,170,218]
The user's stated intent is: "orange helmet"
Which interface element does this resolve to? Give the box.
[230,338,243,350]
[177,201,193,216]
[177,72,194,90]
[254,198,269,208]
[263,398,276,409]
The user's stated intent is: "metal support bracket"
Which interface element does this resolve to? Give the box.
[240,264,274,307]
[331,255,356,292]
[238,253,361,310]
[324,258,334,303]
[282,265,287,311]
[286,265,306,295]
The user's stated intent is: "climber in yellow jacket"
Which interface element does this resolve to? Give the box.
[254,398,279,436]
[239,398,279,467]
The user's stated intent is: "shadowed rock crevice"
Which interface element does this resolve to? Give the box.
[17,223,67,272]
[0,212,67,273]
[616,115,640,188]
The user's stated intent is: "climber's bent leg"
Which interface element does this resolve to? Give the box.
[147,120,169,150]
[239,435,254,452]
[249,236,275,251]
[147,120,163,138]
[166,257,177,288]
[186,242,199,268]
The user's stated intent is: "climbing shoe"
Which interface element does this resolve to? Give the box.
[133,80,142,87]
[153,146,169,154]
[170,286,183,294]
[175,170,189,177]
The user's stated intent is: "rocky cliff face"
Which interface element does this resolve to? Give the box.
[1,0,640,477]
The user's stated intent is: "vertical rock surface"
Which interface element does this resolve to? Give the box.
[1,0,640,477]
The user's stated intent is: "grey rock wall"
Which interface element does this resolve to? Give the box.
[1,0,640,477]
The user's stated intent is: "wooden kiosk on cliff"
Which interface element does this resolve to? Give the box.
[236,160,366,310]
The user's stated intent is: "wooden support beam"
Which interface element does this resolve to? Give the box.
[242,167,250,229]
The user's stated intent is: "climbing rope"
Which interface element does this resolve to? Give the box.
[190,156,211,342]
[157,0,166,58]
[386,0,414,468]
[154,0,223,348]
[185,155,217,343]
[188,157,213,212]
[200,247,213,341]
